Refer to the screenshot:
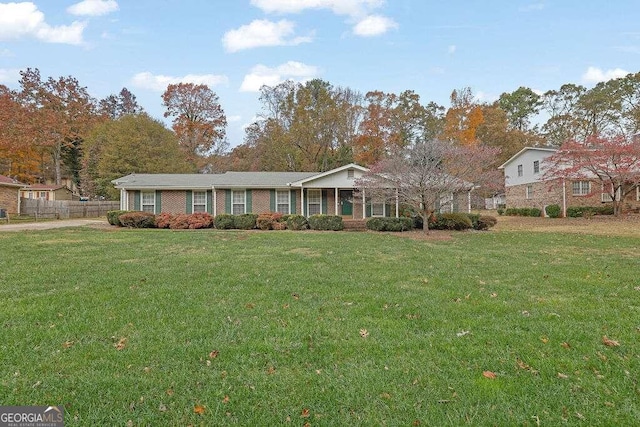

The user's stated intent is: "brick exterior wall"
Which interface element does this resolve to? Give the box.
[160,191,186,214]
[0,186,20,214]
[252,190,271,214]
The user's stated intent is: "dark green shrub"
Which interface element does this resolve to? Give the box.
[566,205,614,217]
[308,214,344,231]
[214,214,235,229]
[366,217,413,232]
[545,204,562,218]
[429,213,472,230]
[476,215,498,230]
[234,213,257,230]
[466,213,481,229]
[107,210,130,226]
[286,214,309,230]
[497,208,505,216]
[118,211,156,228]
[505,207,542,217]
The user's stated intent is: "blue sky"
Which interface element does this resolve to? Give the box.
[1,0,639,148]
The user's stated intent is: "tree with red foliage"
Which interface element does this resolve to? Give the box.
[543,135,640,216]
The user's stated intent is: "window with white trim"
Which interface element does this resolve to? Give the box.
[232,190,245,215]
[276,190,290,214]
[141,191,155,213]
[193,191,207,212]
[517,164,523,177]
[526,185,533,199]
[637,186,640,201]
[347,169,354,179]
[533,160,540,174]
[307,189,321,215]
[38,191,47,199]
[371,201,385,217]
[572,181,590,196]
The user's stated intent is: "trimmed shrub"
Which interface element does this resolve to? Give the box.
[286,214,309,230]
[214,214,235,229]
[308,214,344,231]
[566,205,614,217]
[545,204,562,218]
[234,213,257,230]
[118,211,156,228]
[107,210,130,226]
[429,213,473,230]
[256,213,275,230]
[497,208,505,216]
[186,212,214,229]
[476,215,498,230]
[466,213,481,229]
[366,217,413,232]
[155,212,174,229]
[168,214,190,229]
[505,207,542,217]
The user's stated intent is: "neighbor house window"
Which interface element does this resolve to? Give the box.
[347,169,355,179]
[38,191,47,199]
[572,181,590,196]
[141,191,155,213]
[193,191,206,212]
[517,164,523,177]
[307,189,322,215]
[371,201,385,217]
[276,190,290,214]
[232,190,245,215]
[526,185,533,199]
[533,160,540,174]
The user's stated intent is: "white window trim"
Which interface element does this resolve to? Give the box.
[193,190,207,213]
[276,190,290,214]
[231,190,246,215]
[517,164,523,177]
[141,191,155,213]
[572,181,591,196]
[526,185,533,199]
[307,189,322,216]
[371,201,386,217]
[533,160,540,174]
[636,185,640,201]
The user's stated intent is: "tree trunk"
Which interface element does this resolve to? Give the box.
[52,144,62,185]
[421,209,431,233]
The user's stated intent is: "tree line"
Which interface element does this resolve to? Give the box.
[1,67,639,199]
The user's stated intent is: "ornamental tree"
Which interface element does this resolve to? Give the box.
[355,140,500,232]
[543,135,640,216]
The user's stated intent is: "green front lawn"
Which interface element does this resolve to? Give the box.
[0,228,638,425]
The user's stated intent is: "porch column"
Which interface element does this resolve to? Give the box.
[120,189,127,210]
[213,186,217,216]
[467,190,472,213]
[335,188,339,216]
[300,186,305,217]
[395,188,399,218]
[362,188,366,219]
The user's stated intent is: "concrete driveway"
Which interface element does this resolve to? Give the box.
[0,218,108,232]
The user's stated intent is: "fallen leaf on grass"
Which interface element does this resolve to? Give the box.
[292,293,299,300]
[222,395,229,404]
[602,336,620,347]
[557,372,569,379]
[561,342,571,349]
[456,330,470,337]
[158,403,167,412]
[266,366,276,375]
[62,341,74,349]
[194,404,206,415]
[115,337,127,351]
[166,388,174,396]
[209,350,219,359]
[490,293,497,298]
[301,408,310,418]
[540,336,549,344]
[482,371,497,379]
[359,329,369,338]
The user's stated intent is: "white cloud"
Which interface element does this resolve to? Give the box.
[67,0,119,16]
[475,91,498,103]
[353,15,397,37]
[0,68,21,83]
[240,61,320,92]
[251,0,384,17]
[582,66,629,84]
[0,2,85,45]
[223,19,312,52]
[250,0,396,38]
[448,45,457,54]
[519,2,545,12]
[131,72,229,92]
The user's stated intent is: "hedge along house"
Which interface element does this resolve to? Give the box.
[499,147,640,216]
[113,163,390,219]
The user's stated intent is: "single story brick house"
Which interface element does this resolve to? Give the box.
[112,163,473,218]
[498,147,640,215]
[0,174,25,216]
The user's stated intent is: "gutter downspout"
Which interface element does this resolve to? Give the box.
[562,178,567,217]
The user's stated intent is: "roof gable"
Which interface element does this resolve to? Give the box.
[498,147,557,169]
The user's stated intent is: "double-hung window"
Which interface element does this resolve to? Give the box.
[307,190,321,215]
[371,201,385,216]
[526,185,533,199]
[141,191,155,213]
[533,160,540,174]
[572,181,590,196]
[232,191,245,215]
[193,191,207,212]
[276,190,290,214]
[517,164,523,177]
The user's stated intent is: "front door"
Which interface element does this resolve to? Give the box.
[340,190,353,216]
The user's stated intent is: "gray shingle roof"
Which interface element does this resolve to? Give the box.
[112,171,318,189]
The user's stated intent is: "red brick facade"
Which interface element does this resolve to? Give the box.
[0,185,20,214]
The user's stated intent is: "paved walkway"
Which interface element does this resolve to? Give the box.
[0,218,107,232]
